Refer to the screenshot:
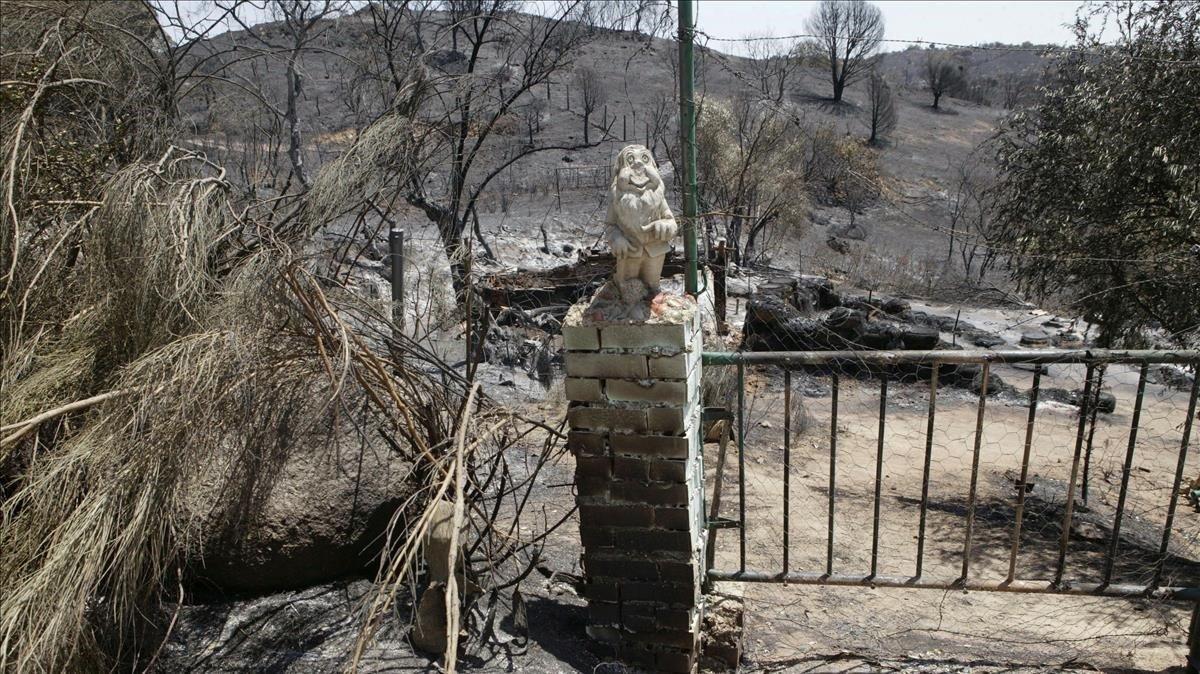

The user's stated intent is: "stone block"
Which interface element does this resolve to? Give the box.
[650,459,688,483]
[611,482,689,506]
[565,352,648,379]
[654,507,692,531]
[588,601,621,626]
[656,647,697,673]
[567,430,607,457]
[568,406,648,432]
[610,433,689,458]
[612,456,650,480]
[600,323,690,351]
[647,406,690,434]
[575,456,611,480]
[564,377,605,402]
[563,325,600,351]
[605,379,688,405]
[585,554,658,580]
[646,352,690,379]
[580,504,653,528]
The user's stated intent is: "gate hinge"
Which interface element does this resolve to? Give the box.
[706,517,740,530]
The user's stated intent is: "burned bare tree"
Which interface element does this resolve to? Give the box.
[866,69,896,145]
[805,0,885,103]
[215,0,350,191]
[744,35,802,103]
[574,66,608,144]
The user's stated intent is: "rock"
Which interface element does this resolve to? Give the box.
[971,334,1006,348]
[1041,387,1117,413]
[411,582,449,654]
[702,593,744,670]
[899,326,940,350]
[1056,331,1084,348]
[825,236,850,255]
[881,297,910,315]
[189,419,413,594]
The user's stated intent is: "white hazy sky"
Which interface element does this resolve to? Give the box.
[162,1,1091,51]
[694,1,1086,53]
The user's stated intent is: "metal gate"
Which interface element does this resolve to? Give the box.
[700,348,1200,668]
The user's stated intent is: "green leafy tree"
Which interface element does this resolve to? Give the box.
[992,1,1200,346]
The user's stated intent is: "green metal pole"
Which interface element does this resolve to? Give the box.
[678,0,700,296]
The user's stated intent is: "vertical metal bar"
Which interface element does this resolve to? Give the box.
[1155,369,1199,587]
[389,228,405,333]
[714,238,728,335]
[677,0,699,295]
[915,363,939,579]
[738,362,746,573]
[1101,362,1149,586]
[1055,363,1095,587]
[827,372,839,576]
[1189,601,1200,674]
[871,376,888,578]
[1008,365,1042,584]
[960,361,990,583]
[783,368,792,576]
[1082,364,1107,506]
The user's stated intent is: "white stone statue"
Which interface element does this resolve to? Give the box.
[605,144,678,302]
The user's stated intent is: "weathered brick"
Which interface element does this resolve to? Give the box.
[564,352,648,378]
[657,563,698,588]
[622,581,694,604]
[562,325,600,351]
[585,577,620,602]
[626,529,693,552]
[585,554,658,579]
[650,458,688,483]
[612,482,689,506]
[588,601,621,626]
[605,378,688,405]
[610,433,689,458]
[579,525,614,548]
[568,406,648,432]
[600,323,688,351]
[654,507,692,531]
[567,430,607,457]
[656,647,697,673]
[612,456,650,480]
[647,406,690,434]
[575,456,611,480]
[627,628,697,649]
[575,477,607,498]
[647,351,693,379]
[657,607,695,630]
[564,377,604,402]
[585,624,623,644]
[579,504,653,528]
[615,641,657,667]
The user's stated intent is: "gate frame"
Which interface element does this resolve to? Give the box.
[700,348,1200,670]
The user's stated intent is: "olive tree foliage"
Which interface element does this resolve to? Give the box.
[865,69,895,145]
[805,0,885,103]
[924,50,964,109]
[992,0,1200,346]
[696,97,809,265]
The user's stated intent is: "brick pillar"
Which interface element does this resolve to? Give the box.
[563,297,705,673]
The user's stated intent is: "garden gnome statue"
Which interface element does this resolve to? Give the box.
[605,144,678,302]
